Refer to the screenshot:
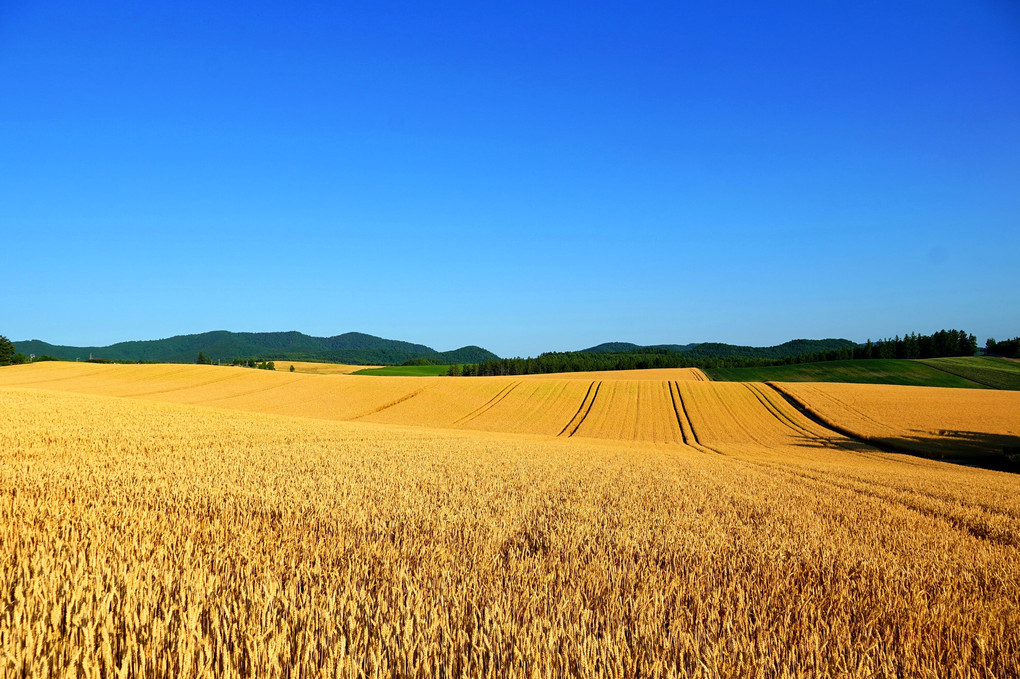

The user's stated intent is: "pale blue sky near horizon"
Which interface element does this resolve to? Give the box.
[1,1,1018,357]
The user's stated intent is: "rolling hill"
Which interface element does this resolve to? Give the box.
[703,357,1020,390]
[14,331,500,366]
[580,338,857,359]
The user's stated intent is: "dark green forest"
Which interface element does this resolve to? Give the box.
[451,330,980,377]
[0,335,18,366]
[13,331,499,366]
[986,337,1020,359]
[5,329,996,375]
[581,338,857,359]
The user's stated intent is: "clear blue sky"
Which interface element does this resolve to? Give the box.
[2,1,1018,357]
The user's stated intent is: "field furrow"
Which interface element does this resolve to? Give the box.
[455,378,595,436]
[559,381,601,437]
[452,380,522,425]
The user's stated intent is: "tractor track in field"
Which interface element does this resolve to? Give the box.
[453,381,522,425]
[3,366,118,385]
[762,384,1016,471]
[199,382,294,403]
[780,383,891,431]
[669,381,726,455]
[130,371,263,398]
[668,381,692,445]
[918,362,1001,389]
[351,386,432,420]
[558,381,601,437]
[743,383,892,463]
[762,383,917,459]
[743,383,843,449]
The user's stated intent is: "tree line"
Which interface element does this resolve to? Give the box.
[0,329,992,372]
[986,337,1020,359]
[819,329,977,361]
[0,335,66,365]
[227,357,276,370]
[448,329,981,377]
[0,336,17,365]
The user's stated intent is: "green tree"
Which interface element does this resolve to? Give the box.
[196,351,212,365]
[0,335,15,366]
[289,364,295,372]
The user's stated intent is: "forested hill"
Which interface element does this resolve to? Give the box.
[14,331,500,365]
[581,338,857,359]
[582,342,696,354]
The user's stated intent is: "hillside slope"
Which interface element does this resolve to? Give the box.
[2,361,1016,463]
[705,358,1018,390]
[919,356,1020,390]
[15,331,500,365]
[581,338,856,359]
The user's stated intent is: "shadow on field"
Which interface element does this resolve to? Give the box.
[764,383,1020,473]
[871,430,1020,472]
[794,430,1020,473]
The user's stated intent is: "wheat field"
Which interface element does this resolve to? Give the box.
[277,361,383,375]
[0,364,709,443]
[774,382,1020,460]
[1,363,1019,677]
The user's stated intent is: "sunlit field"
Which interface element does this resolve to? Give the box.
[1,363,1018,677]
[275,361,383,375]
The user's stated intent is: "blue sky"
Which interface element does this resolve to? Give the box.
[1,1,1018,357]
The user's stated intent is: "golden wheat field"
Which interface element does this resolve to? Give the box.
[277,361,383,375]
[0,364,708,443]
[774,382,1020,460]
[1,362,1019,677]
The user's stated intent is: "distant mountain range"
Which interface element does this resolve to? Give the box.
[580,338,858,360]
[14,331,500,366]
[13,332,859,366]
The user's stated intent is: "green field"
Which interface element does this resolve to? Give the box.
[919,356,1020,390]
[704,359,990,388]
[360,357,1020,385]
[352,365,450,376]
